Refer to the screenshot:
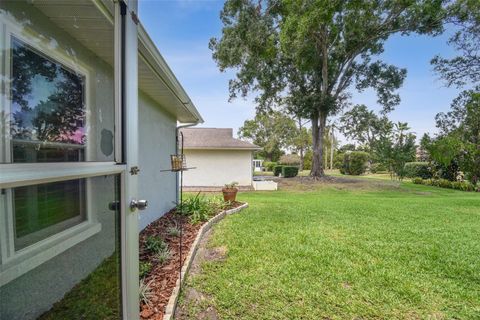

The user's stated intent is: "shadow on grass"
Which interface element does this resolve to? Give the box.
[38,253,121,320]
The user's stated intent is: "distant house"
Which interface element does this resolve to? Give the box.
[180,128,261,188]
[253,159,264,172]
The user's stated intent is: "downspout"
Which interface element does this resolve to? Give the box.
[175,122,199,204]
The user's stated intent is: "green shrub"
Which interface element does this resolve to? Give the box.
[178,193,227,224]
[404,162,432,179]
[263,161,277,171]
[273,165,284,176]
[139,261,152,278]
[419,179,474,191]
[452,181,475,191]
[278,154,301,166]
[144,236,167,254]
[438,179,452,188]
[282,166,299,178]
[303,150,312,170]
[333,153,344,169]
[423,179,433,186]
[342,151,369,175]
[370,163,387,174]
[412,177,424,184]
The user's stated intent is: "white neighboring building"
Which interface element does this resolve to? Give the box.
[180,128,261,187]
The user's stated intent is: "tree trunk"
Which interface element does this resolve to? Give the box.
[310,27,329,178]
[324,145,328,169]
[330,127,334,169]
[299,148,304,171]
[310,112,327,178]
[298,118,304,171]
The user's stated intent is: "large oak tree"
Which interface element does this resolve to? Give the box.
[210,0,445,177]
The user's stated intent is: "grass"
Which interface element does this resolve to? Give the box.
[39,253,121,320]
[181,178,480,319]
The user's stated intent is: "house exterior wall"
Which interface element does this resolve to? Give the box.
[0,3,121,320]
[138,92,177,230]
[183,149,253,187]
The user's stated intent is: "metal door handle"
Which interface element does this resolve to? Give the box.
[130,199,148,211]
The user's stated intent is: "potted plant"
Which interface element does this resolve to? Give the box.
[222,182,239,202]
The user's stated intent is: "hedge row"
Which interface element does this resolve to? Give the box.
[340,151,369,175]
[412,178,476,192]
[370,163,387,174]
[273,165,283,176]
[404,162,432,179]
[273,165,299,178]
[263,161,277,171]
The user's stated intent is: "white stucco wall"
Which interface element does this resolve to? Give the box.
[183,149,253,187]
[138,92,177,230]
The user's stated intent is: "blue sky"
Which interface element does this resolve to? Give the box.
[139,0,465,144]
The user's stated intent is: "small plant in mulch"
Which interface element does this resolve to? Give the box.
[153,247,171,265]
[144,235,168,254]
[138,197,245,320]
[139,278,155,307]
[139,261,152,278]
[166,222,181,237]
[178,192,230,224]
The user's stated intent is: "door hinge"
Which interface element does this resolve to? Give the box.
[129,166,140,175]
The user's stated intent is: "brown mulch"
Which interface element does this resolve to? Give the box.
[139,201,244,320]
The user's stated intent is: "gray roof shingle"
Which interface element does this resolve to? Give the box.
[179,128,261,150]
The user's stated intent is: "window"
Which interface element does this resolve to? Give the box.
[0,2,123,318]
[13,179,86,250]
[0,36,90,255]
[10,36,86,163]
[0,4,118,273]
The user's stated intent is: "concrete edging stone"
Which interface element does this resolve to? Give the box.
[162,202,249,320]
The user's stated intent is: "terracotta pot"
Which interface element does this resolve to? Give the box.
[222,188,238,202]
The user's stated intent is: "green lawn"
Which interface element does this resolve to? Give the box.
[180,178,480,319]
[39,253,121,320]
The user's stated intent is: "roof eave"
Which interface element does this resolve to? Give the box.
[137,24,204,124]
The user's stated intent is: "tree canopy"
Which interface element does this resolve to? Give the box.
[238,111,296,161]
[373,122,417,179]
[431,0,480,87]
[210,0,446,177]
[340,104,393,149]
[428,89,480,183]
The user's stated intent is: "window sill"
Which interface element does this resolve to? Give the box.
[0,222,101,286]
[0,162,125,188]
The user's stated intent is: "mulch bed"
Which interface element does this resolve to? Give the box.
[139,201,244,320]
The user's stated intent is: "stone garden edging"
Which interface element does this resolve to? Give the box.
[162,202,249,320]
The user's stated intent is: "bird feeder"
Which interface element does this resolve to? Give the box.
[170,154,186,172]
